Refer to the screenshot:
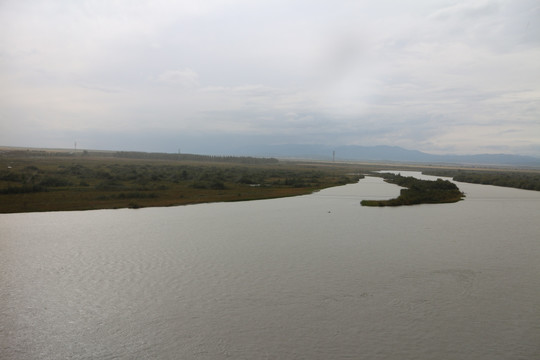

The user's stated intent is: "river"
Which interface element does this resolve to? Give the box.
[1,173,539,359]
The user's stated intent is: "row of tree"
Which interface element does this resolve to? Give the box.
[113,151,278,164]
[1,149,279,165]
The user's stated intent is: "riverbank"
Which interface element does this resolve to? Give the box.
[1,152,366,213]
[2,148,539,213]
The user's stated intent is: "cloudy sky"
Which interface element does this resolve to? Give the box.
[1,0,539,155]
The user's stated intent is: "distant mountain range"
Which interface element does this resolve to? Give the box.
[229,144,540,167]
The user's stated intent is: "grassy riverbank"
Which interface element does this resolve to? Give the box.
[3,148,538,213]
[1,150,366,213]
[422,168,540,191]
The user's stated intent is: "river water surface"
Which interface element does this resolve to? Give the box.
[2,173,540,359]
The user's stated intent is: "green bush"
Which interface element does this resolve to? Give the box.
[362,174,464,206]
[39,176,72,187]
[0,185,47,194]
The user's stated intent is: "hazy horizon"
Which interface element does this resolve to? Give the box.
[1,1,539,156]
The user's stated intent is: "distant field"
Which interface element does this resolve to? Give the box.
[422,168,540,191]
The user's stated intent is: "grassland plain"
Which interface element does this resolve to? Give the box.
[2,148,539,213]
[0,150,371,213]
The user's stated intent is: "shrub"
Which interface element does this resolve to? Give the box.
[39,176,72,187]
[0,185,47,194]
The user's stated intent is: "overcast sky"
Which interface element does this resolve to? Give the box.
[1,0,539,155]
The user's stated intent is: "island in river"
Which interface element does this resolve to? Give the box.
[361,173,465,206]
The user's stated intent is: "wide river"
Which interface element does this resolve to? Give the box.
[1,172,540,359]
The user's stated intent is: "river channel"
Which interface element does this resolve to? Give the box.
[1,172,539,359]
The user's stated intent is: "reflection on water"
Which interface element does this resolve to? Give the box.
[2,174,540,359]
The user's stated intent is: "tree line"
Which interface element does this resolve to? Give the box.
[1,149,279,165]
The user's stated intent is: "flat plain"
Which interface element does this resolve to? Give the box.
[1,148,539,213]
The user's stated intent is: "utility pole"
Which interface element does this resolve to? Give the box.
[333,150,335,162]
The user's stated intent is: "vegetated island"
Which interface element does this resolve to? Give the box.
[0,149,366,213]
[361,173,465,207]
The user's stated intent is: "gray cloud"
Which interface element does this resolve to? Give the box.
[1,0,539,156]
